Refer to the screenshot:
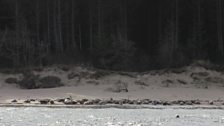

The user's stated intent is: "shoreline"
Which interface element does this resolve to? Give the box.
[1,97,224,109]
[1,104,224,110]
[1,64,224,110]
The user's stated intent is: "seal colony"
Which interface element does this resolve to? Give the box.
[7,98,224,107]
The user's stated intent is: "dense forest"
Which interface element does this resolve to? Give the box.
[0,0,223,71]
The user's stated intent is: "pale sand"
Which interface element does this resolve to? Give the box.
[1,86,224,103]
[0,65,224,103]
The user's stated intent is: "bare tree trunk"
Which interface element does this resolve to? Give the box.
[79,24,82,50]
[14,0,19,67]
[58,0,63,53]
[217,0,224,55]
[36,0,42,65]
[53,0,59,52]
[169,1,176,66]
[175,0,179,50]
[71,0,76,49]
[47,0,50,43]
[158,0,162,41]
[171,21,175,65]
[198,0,202,58]
[66,10,70,51]
[97,0,102,43]
[124,0,128,48]
[89,1,93,50]
[36,0,40,43]
[15,0,18,43]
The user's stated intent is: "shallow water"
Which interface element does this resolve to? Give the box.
[0,107,224,126]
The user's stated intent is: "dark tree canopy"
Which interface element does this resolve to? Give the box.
[0,0,223,71]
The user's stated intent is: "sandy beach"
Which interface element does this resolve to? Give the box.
[0,64,224,103]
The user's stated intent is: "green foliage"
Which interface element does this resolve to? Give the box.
[157,21,175,67]
[157,21,187,68]
[91,37,136,71]
[186,24,208,60]
[0,26,49,67]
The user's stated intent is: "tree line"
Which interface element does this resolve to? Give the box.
[0,0,223,71]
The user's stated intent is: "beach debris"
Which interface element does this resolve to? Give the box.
[8,98,220,107]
